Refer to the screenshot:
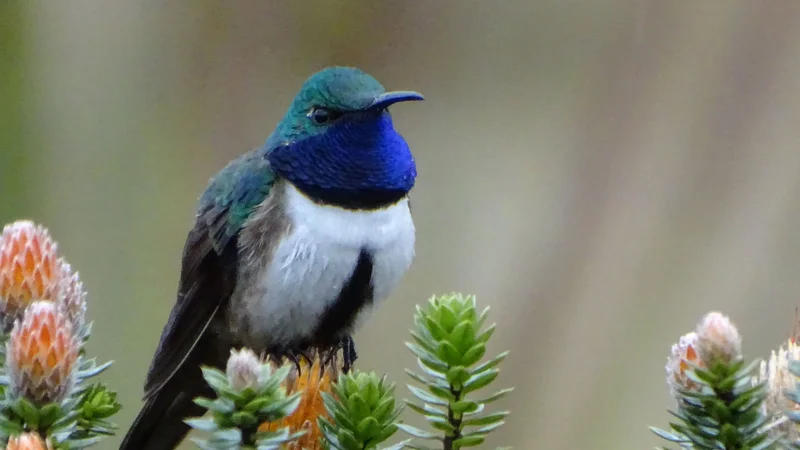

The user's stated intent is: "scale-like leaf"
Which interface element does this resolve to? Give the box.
[184,417,220,432]
[462,369,498,394]
[462,411,508,427]
[453,434,485,447]
[396,423,440,440]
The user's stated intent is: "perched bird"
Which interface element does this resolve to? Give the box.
[119,67,423,449]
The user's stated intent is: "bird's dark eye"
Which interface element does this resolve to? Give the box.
[308,107,341,125]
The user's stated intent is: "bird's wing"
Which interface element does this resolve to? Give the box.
[143,151,275,397]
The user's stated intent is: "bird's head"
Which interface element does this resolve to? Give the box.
[266,67,424,209]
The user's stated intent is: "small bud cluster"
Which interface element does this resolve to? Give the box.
[0,220,119,448]
[187,349,306,449]
[226,348,264,392]
[653,311,777,449]
[695,311,743,365]
[665,311,743,398]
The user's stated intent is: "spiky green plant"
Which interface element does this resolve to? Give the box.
[398,293,511,450]
[652,312,783,449]
[318,370,408,450]
[652,358,777,449]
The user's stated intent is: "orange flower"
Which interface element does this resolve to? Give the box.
[6,301,80,404]
[0,221,62,302]
[0,220,87,337]
[259,353,338,449]
[5,432,52,450]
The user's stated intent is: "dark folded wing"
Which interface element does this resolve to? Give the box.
[142,204,239,397]
[141,150,275,398]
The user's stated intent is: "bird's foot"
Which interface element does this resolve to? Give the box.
[271,347,314,373]
[322,335,357,374]
[342,336,357,373]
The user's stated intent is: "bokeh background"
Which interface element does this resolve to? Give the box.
[3,1,800,448]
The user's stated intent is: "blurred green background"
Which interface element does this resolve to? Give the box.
[3,1,800,448]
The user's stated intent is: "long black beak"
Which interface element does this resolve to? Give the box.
[368,91,425,110]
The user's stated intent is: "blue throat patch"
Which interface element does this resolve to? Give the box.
[267,112,417,210]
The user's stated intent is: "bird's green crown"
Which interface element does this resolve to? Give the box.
[268,67,392,146]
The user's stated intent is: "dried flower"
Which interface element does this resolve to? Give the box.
[226,348,263,391]
[259,353,337,449]
[695,311,743,365]
[759,339,800,414]
[0,221,64,331]
[753,339,800,441]
[666,331,704,396]
[56,262,87,338]
[6,301,80,404]
[5,432,51,450]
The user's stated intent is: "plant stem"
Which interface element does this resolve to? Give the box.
[443,387,463,450]
[242,426,257,447]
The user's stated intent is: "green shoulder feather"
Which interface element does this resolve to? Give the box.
[198,148,275,253]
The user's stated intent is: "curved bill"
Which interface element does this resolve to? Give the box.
[368,91,425,110]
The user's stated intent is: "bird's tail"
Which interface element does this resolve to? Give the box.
[119,381,207,450]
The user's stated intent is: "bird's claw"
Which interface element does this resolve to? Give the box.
[271,347,314,373]
[325,335,357,374]
[272,337,357,376]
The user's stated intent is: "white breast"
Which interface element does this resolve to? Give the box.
[236,183,415,348]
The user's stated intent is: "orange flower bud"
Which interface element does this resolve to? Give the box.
[6,301,80,404]
[259,353,338,449]
[5,432,52,450]
[0,221,64,331]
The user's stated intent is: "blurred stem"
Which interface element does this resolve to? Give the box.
[443,387,463,450]
[0,2,32,217]
[241,427,257,447]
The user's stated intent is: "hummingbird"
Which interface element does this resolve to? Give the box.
[120,66,423,449]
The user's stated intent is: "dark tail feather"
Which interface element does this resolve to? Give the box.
[119,383,207,450]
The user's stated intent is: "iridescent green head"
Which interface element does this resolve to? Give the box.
[268,66,423,146]
[266,66,424,210]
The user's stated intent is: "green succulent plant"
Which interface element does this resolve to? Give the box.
[652,358,777,449]
[318,370,407,450]
[398,293,511,450]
